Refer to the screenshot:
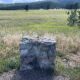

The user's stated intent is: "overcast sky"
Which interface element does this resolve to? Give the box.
[0,0,43,3]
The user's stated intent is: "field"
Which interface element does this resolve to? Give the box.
[0,9,80,80]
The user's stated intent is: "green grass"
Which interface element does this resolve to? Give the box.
[0,56,20,73]
[56,58,80,79]
[0,10,80,35]
[0,9,80,80]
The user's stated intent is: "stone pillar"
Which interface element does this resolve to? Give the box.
[19,36,56,71]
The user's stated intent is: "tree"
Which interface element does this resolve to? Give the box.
[67,10,78,26]
[65,3,79,9]
[74,3,79,9]
[25,5,29,11]
[46,3,50,9]
[65,4,73,9]
[67,3,79,26]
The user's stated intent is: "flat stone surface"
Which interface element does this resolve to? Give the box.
[21,35,56,44]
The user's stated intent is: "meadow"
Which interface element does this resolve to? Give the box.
[0,9,80,80]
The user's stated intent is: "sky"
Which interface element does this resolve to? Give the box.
[0,0,43,3]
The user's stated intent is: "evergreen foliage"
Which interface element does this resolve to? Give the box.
[67,10,78,26]
[67,3,80,26]
[0,1,79,10]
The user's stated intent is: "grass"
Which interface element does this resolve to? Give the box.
[0,9,80,80]
[0,56,20,73]
[56,57,80,80]
[0,10,79,34]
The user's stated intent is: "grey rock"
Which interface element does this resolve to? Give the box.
[19,36,56,71]
[53,76,70,80]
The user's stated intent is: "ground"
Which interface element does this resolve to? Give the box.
[0,70,70,80]
[0,9,80,80]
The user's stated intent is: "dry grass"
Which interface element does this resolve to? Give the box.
[56,34,80,55]
[0,10,80,80]
[2,34,22,47]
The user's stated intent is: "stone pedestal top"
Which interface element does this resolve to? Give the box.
[21,35,56,45]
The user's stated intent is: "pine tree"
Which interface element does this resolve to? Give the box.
[67,9,78,26]
[67,3,79,26]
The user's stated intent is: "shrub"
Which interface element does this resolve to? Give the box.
[67,3,80,26]
[67,10,78,26]
[0,56,20,73]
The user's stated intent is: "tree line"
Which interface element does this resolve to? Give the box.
[0,1,80,10]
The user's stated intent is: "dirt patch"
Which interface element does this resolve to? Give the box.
[0,70,15,80]
[0,70,70,80]
[62,54,80,68]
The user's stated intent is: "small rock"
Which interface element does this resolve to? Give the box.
[53,76,70,80]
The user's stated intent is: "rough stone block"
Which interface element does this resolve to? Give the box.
[19,36,56,71]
